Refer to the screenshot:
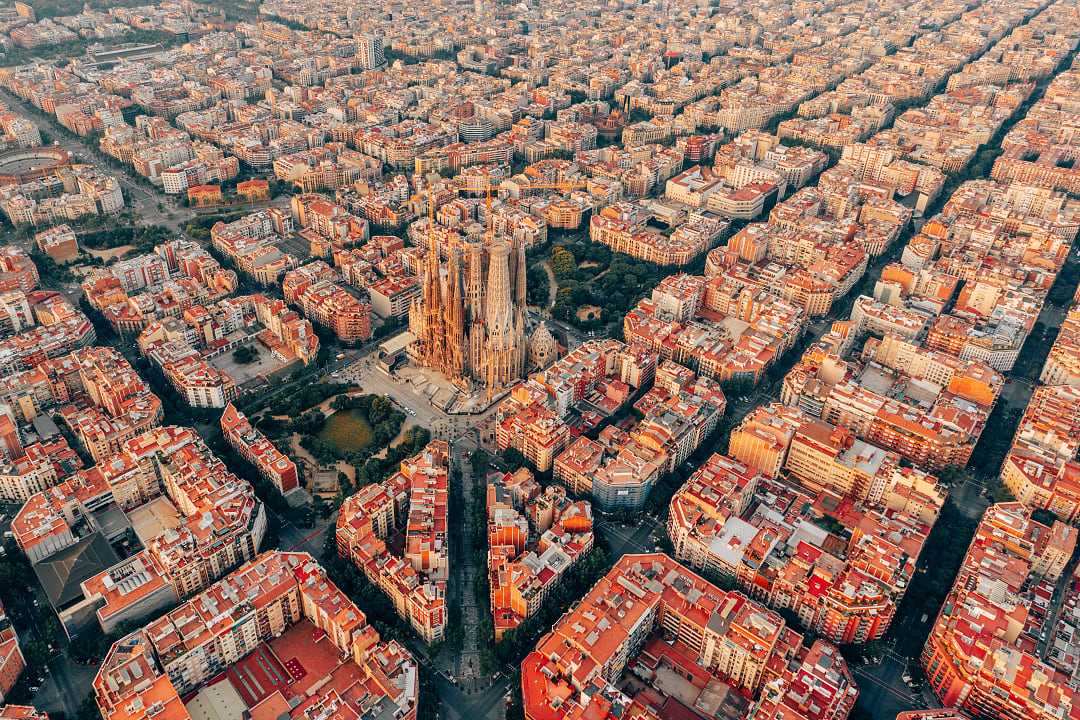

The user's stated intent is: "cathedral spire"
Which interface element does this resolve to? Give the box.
[465,240,485,323]
[445,247,466,379]
[513,236,527,310]
[485,240,513,332]
[410,225,525,403]
[417,219,445,368]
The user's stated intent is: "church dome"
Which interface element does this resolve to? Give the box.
[529,321,557,370]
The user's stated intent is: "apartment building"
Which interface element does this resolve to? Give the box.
[522,553,857,720]
[1040,305,1080,386]
[668,447,936,644]
[12,425,266,636]
[1001,384,1080,522]
[497,401,570,473]
[0,708,45,720]
[781,343,999,471]
[0,603,24,705]
[0,346,162,465]
[211,210,299,286]
[0,247,38,294]
[624,272,805,385]
[93,551,418,720]
[337,441,449,643]
[285,263,372,343]
[33,225,78,264]
[590,201,724,266]
[221,403,299,496]
[923,503,1080,720]
[0,292,96,375]
[0,437,82,505]
[487,472,593,640]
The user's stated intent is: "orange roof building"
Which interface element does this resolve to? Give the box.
[923,503,1080,720]
[487,472,593,640]
[336,441,449,643]
[237,178,270,202]
[0,602,24,706]
[221,403,299,495]
[0,707,48,719]
[521,553,857,720]
[186,184,222,207]
[93,551,418,720]
[13,425,265,635]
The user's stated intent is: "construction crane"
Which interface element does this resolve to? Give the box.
[433,167,590,243]
[482,177,590,243]
[518,179,590,193]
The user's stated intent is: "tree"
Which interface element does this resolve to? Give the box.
[551,246,577,277]
[526,264,550,306]
[22,639,50,671]
[69,631,112,664]
[470,448,491,471]
[291,410,327,435]
[984,474,1016,504]
[936,465,969,487]
[501,446,528,470]
[367,395,394,424]
[77,694,103,720]
[417,666,444,720]
[232,345,259,364]
[1032,507,1059,526]
[811,515,847,537]
[255,414,287,438]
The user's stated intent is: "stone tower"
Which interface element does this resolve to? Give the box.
[481,241,526,398]
[464,240,485,322]
[443,247,466,380]
[409,230,527,401]
[412,228,446,369]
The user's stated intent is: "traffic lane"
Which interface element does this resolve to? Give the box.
[852,654,923,719]
[597,516,662,557]
[405,637,510,720]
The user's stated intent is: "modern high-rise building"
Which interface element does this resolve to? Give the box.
[356,34,386,70]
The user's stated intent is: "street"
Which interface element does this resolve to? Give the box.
[276,510,333,556]
[0,88,185,227]
[446,438,486,683]
[296,350,510,717]
[0,88,296,237]
[3,23,1071,719]
[33,653,98,719]
[596,516,664,558]
[851,649,934,720]
[404,640,510,720]
[338,345,502,442]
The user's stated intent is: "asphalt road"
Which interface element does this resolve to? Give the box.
[0,89,184,225]
[416,649,509,720]
[8,25,1065,719]
[0,88,301,237]
[597,515,664,558]
[276,509,333,556]
[345,351,502,438]
[851,650,931,719]
[34,653,98,718]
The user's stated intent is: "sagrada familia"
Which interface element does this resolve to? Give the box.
[408,231,535,399]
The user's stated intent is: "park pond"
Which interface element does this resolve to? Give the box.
[317,408,374,453]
